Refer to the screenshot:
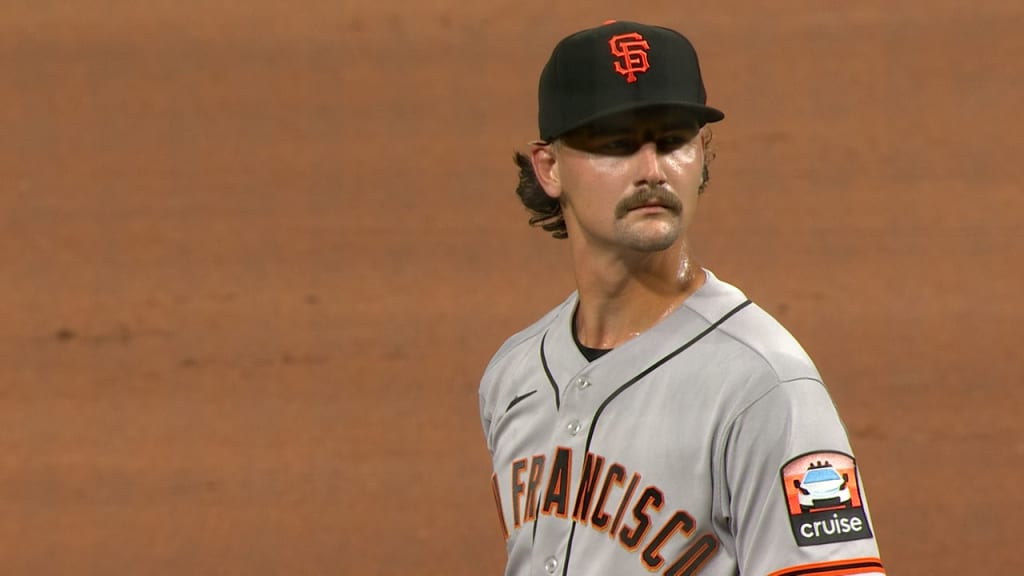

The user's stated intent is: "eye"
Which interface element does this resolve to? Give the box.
[596,138,639,155]
[655,133,695,152]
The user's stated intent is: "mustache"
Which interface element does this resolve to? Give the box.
[614,186,683,218]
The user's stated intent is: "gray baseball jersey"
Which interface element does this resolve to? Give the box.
[479,270,884,576]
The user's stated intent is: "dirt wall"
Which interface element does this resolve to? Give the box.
[2,1,1022,574]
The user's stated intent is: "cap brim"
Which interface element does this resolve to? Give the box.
[545,101,724,141]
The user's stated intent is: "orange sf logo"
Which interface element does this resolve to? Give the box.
[609,32,650,83]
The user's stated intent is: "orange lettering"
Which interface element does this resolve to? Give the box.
[609,32,650,83]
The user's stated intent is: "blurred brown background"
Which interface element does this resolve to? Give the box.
[2,1,1022,574]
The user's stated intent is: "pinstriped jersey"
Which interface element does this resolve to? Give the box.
[479,270,884,576]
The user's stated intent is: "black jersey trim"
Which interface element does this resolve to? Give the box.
[583,299,752,450]
[556,299,753,576]
[505,390,538,413]
[539,332,561,411]
[770,558,885,575]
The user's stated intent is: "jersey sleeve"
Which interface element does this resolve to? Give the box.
[723,378,885,576]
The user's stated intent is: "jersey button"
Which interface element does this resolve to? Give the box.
[544,556,559,574]
[576,377,591,390]
[567,420,582,436]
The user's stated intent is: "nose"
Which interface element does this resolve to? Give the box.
[633,142,666,187]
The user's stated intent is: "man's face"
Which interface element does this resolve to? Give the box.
[535,107,706,254]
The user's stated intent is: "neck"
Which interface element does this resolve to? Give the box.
[572,243,705,350]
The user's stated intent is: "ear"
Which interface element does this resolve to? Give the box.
[528,141,562,199]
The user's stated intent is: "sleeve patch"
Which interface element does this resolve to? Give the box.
[779,451,873,547]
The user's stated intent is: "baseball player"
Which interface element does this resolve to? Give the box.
[478,21,885,576]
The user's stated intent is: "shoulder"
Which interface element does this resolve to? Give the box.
[686,270,821,385]
[478,293,574,399]
[482,293,573,374]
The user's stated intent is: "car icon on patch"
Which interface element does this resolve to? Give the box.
[793,461,852,513]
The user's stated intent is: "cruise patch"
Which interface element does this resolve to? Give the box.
[780,451,873,546]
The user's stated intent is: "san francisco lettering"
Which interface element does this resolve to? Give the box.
[497,447,718,576]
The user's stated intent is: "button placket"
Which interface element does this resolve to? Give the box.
[564,374,591,438]
[566,419,582,436]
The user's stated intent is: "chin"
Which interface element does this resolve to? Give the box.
[619,229,681,252]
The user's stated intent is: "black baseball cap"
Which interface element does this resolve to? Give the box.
[538,20,724,142]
